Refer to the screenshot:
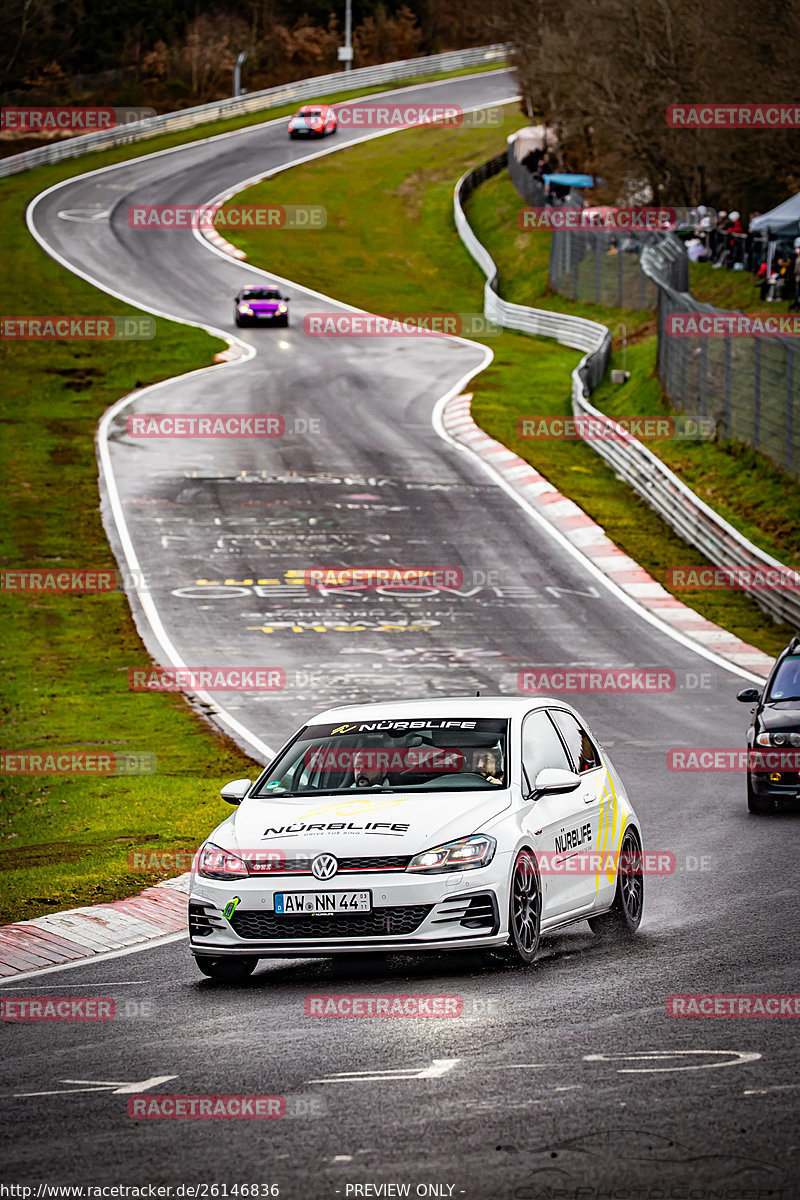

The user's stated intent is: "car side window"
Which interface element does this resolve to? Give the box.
[521,709,571,789]
[549,710,601,774]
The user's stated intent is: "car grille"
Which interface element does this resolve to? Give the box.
[246,855,411,875]
[189,902,225,938]
[432,893,498,932]
[230,904,433,940]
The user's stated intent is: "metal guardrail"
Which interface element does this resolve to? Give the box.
[0,44,509,179]
[454,157,800,632]
[455,153,610,369]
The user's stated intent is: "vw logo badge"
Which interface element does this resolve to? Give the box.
[312,853,338,880]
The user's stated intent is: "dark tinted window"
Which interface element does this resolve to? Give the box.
[252,717,509,797]
[766,655,800,701]
[242,288,281,300]
[549,710,601,773]
[522,709,571,788]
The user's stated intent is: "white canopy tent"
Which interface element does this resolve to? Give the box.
[750,192,800,238]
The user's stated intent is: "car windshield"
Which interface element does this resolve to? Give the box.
[252,717,509,796]
[766,655,800,701]
[242,289,281,300]
[302,110,322,117]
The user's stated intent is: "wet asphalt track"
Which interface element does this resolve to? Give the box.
[4,68,799,1198]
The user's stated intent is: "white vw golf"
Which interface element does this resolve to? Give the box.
[190,698,644,980]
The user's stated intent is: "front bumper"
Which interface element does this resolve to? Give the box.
[189,864,508,957]
[749,769,800,801]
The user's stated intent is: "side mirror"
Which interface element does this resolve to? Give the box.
[737,688,762,703]
[532,767,582,797]
[220,778,252,805]
[283,296,290,301]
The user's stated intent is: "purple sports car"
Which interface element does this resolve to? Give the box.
[234,286,290,328]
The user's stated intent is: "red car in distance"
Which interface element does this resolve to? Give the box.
[288,105,338,139]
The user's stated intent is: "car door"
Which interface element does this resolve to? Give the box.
[548,708,614,912]
[520,708,589,920]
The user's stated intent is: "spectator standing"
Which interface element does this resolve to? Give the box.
[789,247,800,311]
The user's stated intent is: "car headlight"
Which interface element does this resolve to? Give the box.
[238,304,253,314]
[407,834,496,873]
[196,843,248,879]
[756,732,800,747]
[278,304,287,313]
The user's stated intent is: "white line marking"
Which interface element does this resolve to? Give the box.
[0,931,187,983]
[743,1084,800,1095]
[0,981,149,989]
[15,1075,177,1098]
[309,1058,459,1084]
[418,1058,460,1078]
[497,1063,564,1069]
[584,1049,762,1072]
[432,396,766,684]
[27,80,516,764]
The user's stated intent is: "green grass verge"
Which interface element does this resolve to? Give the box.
[221,109,794,659]
[466,169,800,572]
[0,61,511,925]
[689,260,771,312]
[0,172,264,925]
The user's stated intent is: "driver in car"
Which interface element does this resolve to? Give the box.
[351,748,392,789]
[474,749,504,786]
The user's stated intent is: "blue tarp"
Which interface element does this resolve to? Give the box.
[542,173,595,188]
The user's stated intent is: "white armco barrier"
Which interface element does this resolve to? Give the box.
[454,157,799,631]
[0,45,508,178]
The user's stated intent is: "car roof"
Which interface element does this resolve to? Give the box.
[309,696,578,724]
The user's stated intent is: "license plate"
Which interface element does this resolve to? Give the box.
[274,891,371,916]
